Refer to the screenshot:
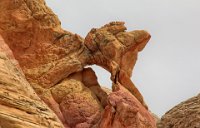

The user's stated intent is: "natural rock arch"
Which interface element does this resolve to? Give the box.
[0,0,156,127]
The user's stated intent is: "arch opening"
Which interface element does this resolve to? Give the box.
[89,65,112,89]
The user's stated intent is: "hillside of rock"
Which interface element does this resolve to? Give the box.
[158,94,200,128]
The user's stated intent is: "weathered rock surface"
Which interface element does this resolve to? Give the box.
[99,84,156,128]
[0,0,156,127]
[158,94,200,128]
[85,22,150,108]
[0,36,64,128]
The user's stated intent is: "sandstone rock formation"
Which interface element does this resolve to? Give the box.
[0,35,64,128]
[99,85,156,128]
[85,23,150,108]
[0,0,156,127]
[158,94,200,128]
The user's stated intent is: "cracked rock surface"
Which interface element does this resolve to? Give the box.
[0,0,156,128]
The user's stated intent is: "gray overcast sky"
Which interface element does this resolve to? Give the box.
[46,0,200,117]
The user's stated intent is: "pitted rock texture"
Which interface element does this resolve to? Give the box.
[0,36,64,128]
[85,23,150,107]
[0,0,85,89]
[158,94,200,128]
[0,0,156,127]
[99,85,156,128]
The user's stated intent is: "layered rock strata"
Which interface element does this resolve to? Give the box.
[0,35,64,128]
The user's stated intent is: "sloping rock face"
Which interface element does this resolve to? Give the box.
[0,0,156,128]
[0,35,64,128]
[158,94,200,128]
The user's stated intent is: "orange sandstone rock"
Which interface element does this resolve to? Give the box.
[84,22,150,107]
[0,36,64,128]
